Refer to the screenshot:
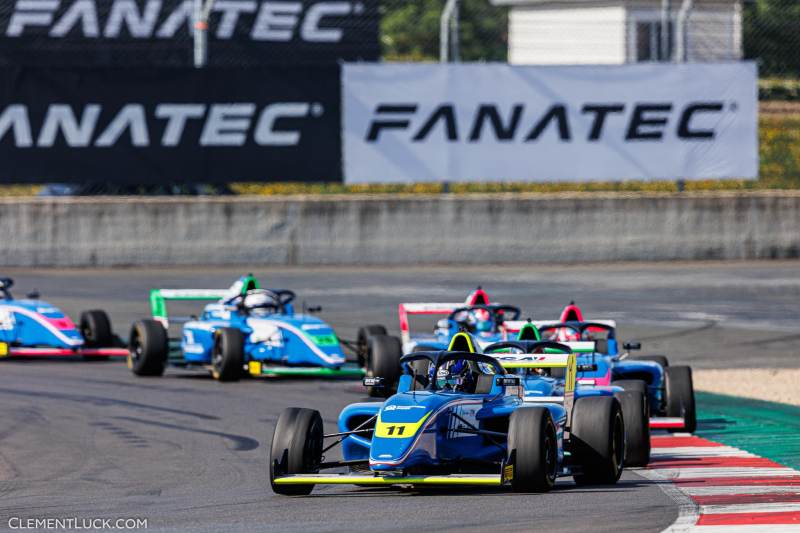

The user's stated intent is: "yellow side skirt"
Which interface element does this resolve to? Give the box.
[273,474,503,486]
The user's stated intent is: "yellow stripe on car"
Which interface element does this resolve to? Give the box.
[374,411,431,438]
[273,474,502,486]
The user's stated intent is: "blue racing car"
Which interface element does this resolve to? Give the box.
[128,275,403,386]
[0,277,126,360]
[485,322,651,467]
[506,302,696,433]
[395,287,522,353]
[269,332,626,495]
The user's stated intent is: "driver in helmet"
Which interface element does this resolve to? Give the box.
[469,308,495,337]
[435,359,477,393]
[241,290,278,314]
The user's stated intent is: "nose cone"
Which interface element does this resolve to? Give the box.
[369,392,444,469]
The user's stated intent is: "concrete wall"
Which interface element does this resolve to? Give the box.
[1,192,798,266]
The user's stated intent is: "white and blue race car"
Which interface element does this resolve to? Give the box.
[128,274,403,388]
[0,277,126,360]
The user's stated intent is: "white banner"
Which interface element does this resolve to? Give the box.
[343,63,758,183]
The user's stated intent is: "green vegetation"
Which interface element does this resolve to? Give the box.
[381,0,507,61]
[744,0,800,79]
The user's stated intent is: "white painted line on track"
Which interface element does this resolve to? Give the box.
[683,526,800,533]
[683,485,800,496]
[644,435,800,532]
[651,447,755,458]
[700,502,800,514]
[650,468,800,480]
[636,468,700,533]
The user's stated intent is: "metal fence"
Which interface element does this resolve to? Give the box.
[379,0,800,81]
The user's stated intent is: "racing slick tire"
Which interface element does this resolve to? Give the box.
[665,366,696,433]
[128,319,168,376]
[634,355,669,368]
[211,328,244,382]
[80,310,114,359]
[365,334,403,398]
[611,379,647,395]
[357,325,388,367]
[507,407,558,493]
[571,396,625,485]
[613,390,650,467]
[269,408,324,496]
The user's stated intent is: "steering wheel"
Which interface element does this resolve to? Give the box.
[273,289,295,307]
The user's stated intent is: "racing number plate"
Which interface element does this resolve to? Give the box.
[375,412,431,438]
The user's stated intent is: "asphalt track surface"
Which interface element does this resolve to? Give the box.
[0,262,797,532]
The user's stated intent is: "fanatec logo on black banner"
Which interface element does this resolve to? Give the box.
[0,0,379,66]
[0,67,342,183]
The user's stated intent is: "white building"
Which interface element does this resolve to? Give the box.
[491,0,743,65]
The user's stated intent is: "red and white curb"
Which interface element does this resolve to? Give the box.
[638,434,800,532]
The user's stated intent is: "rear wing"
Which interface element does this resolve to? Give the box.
[504,319,617,333]
[150,289,228,327]
[398,303,463,345]
[493,352,577,430]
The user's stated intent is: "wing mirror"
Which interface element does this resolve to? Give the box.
[623,341,642,351]
[306,306,322,313]
[435,318,449,330]
[26,290,40,299]
[363,376,385,389]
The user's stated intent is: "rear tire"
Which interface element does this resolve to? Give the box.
[80,310,113,358]
[634,355,669,368]
[211,328,244,382]
[571,396,625,485]
[665,366,696,433]
[128,320,167,376]
[357,325,387,367]
[614,390,650,467]
[365,334,403,398]
[269,408,323,496]
[611,379,647,395]
[507,407,558,493]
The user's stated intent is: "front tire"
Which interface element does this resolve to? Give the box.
[665,366,696,433]
[365,334,402,398]
[507,407,558,493]
[571,396,625,485]
[356,325,387,367]
[80,310,114,359]
[611,379,647,395]
[128,320,168,376]
[211,328,244,382]
[614,390,650,467]
[269,408,323,496]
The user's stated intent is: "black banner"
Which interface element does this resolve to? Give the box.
[0,0,379,66]
[0,66,342,183]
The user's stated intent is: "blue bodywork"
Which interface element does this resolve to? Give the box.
[538,321,666,413]
[173,276,347,369]
[403,303,522,353]
[336,333,613,476]
[0,297,84,348]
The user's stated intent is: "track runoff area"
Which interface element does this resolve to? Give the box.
[0,263,797,532]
